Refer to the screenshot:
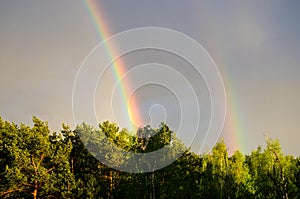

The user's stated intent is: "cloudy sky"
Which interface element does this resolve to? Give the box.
[1,1,300,156]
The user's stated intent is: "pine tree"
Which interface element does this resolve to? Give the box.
[0,117,75,198]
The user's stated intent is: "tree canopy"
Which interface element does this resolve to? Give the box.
[0,117,299,198]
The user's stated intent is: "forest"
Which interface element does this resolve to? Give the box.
[0,117,299,199]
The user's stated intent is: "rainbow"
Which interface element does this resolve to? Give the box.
[183,7,246,154]
[84,0,143,131]
[83,0,245,154]
[206,34,246,154]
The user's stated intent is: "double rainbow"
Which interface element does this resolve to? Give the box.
[84,0,244,154]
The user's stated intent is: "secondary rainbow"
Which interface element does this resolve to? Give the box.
[84,0,142,130]
[206,34,246,154]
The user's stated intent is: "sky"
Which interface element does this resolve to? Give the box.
[0,1,300,156]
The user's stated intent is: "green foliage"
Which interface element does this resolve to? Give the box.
[247,138,298,199]
[0,117,74,199]
[0,117,299,198]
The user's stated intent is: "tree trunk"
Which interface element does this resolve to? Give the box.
[33,181,38,199]
[151,171,155,199]
[109,170,113,199]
